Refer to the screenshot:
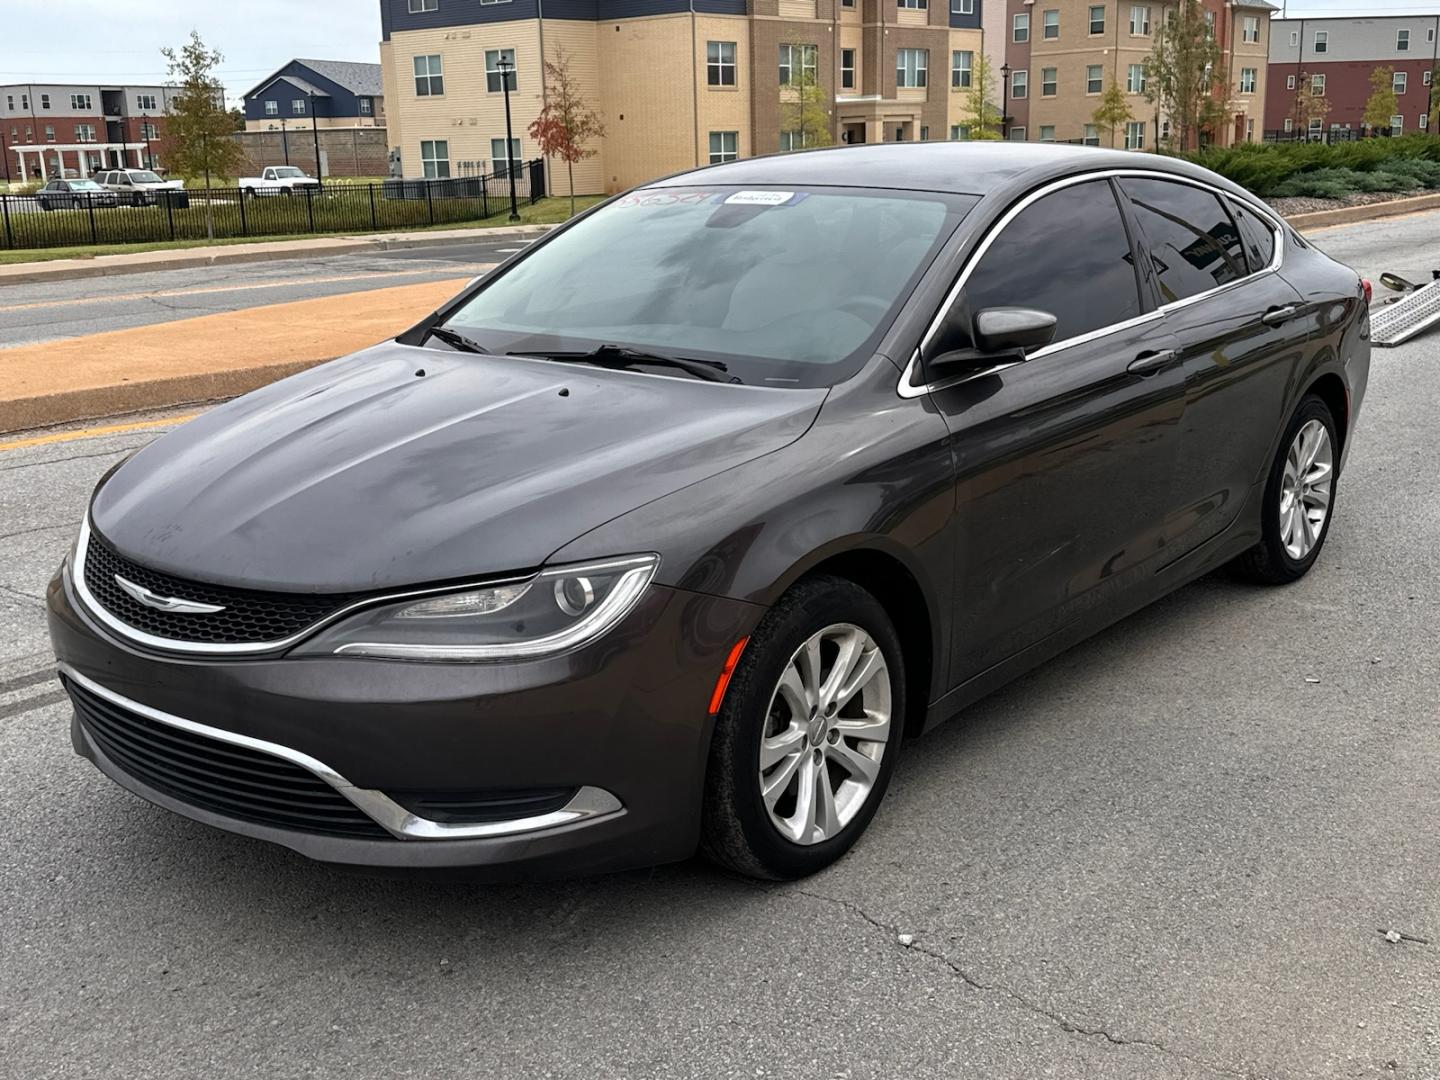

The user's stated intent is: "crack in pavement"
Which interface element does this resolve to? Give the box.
[0,582,46,607]
[791,888,1265,1080]
[0,444,153,473]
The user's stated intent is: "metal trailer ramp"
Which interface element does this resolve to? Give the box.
[1371,280,1440,347]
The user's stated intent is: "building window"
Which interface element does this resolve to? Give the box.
[490,136,521,176]
[485,49,517,93]
[707,41,737,87]
[898,0,926,8]
[842,0,854,6]
[1087,64,1103,93]
[44,126,55,142]
[1283,117,1294,133]
[1013,13,1029,42]
[1089,4,1105,34]
[1083,123,1100,145]
[1423,113,1430,130]
[137,94,158,110]
[1427,70,1434,86]
[413,54,444,96]
[1398,28,1410,51]
[1242,16,1259,44]
[409,0,439,10]
[951,0,974,12]
[1390,114,1404,134]
[359,97,373,115]
[1041,68,1057,96]
[40,94,51,109]
[1009,126,1027,141]
[20,94,28,110]
[140,122,158,140]
[1286,74,1296,90]
[75,124,97,142]
[420,139,450,178]
[841,48,856,90]
[897,49,928,88]
[4,96,11,110]
[1239,68,1256,94]
[780,129,814,150]
[265,100,278,115]
[709,130,738,162]
[1039,125,1055,141]
[1312,73,1326,95]
[1430,26,1437,43]
[1043,9,1059,38]
[1011,69,1028,98]
[1246,118,1255,142]
[1289,30,1298,46]
[70,93,93,110]
[1394,71,1408,94]
[952,50,973,89]
[1130,5,1150,35]
[779,44,818,86]
[1125,120,1145,149]
[1313,30,1327,53]
[950,123,969,139]
[1127,64,1146,94]
[293,99,307,115]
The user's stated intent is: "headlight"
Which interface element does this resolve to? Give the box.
[292,554,659,661]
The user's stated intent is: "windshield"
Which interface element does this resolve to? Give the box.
[442,185,976,388]
[70,180,103,191]
[129,171,163,184]
[272,167,304,178]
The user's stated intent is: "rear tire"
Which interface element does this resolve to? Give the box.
[1230,394,1339,585]
[701,575,905,880]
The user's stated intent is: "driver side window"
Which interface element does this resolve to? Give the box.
[960,179,1144,349]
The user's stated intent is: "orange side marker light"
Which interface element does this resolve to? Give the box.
[708,637,750,715]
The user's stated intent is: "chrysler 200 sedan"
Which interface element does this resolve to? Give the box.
[48,144,1370,880]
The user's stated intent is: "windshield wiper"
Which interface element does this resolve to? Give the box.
[427,326,490,354]
[509,344,735,383]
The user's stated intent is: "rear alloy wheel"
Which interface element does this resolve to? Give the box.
[702,575,904,879]
[1231,394,1339,584]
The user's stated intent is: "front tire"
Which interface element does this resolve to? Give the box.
[1231,394,1339,584]
[701,575,905,880]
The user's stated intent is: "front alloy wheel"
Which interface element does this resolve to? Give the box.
[702,575,904,880]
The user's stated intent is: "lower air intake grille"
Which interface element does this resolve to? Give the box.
[66,676,391,839]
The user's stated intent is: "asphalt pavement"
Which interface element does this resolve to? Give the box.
[0,237,528,348]
[1,213,1438,1079]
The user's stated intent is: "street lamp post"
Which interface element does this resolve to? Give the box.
[141,113,153,169]
[1000,63,1012,139]
[496,56,521,223]
[309,91,323,182]
[279,118,291,165]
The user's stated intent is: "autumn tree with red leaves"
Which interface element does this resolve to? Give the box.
[528,45,605,217]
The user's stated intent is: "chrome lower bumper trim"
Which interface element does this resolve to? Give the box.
[58,664,623,841]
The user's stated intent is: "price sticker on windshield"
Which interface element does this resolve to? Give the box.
[724,191,797,206]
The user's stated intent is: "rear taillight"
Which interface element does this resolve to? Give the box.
[1362,278,1373,305]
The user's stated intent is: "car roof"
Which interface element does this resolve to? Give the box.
[649,142,1251,202]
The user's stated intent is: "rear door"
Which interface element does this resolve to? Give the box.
[1116,177,1306,558]
[923,177,1188,682]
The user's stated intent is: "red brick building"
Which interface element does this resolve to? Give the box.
[1,83,177,182]
[1267,13,1440,138]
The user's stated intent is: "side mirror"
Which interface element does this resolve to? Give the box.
[926,306,1058,375]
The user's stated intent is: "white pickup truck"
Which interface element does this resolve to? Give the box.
[238,166,323,196]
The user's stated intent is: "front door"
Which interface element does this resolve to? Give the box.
[923,178,1188,683]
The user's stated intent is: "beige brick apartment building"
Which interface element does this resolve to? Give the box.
[379,0,983,194]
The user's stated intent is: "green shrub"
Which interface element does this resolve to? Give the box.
[1181,135,1440,196]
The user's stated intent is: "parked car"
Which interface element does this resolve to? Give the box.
[35,178,119,211]
[93,169,185,207]
[48,144,1370,881]
[238,166,322,197]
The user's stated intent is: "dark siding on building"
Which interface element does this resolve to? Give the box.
[949,0,980,30]
[244,63,367,123]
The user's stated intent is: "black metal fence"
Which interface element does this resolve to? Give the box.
[1262,128,1367,145]
[0,159,546,252]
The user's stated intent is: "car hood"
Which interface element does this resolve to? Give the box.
[91,342,826,593]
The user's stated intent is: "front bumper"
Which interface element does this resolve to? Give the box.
[48,565,763,878]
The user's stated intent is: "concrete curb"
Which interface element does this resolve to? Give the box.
[0,224,553,287]
[1288,192,1440,231]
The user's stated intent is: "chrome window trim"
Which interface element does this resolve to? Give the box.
[70,516,530,657]
[60,663,624,841]
[898,168,1286,399]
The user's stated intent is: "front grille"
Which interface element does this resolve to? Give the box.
[389,788,578,825]
[66,677,391,839]
[83,530,361,645]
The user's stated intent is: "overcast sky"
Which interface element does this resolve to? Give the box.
[6,0,1440,104]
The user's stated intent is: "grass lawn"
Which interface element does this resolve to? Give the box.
[0,195,604,265]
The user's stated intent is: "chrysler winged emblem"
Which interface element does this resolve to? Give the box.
[114,574,226,615]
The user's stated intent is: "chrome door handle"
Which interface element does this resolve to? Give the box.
[1127,349,1179,376]
[1262,304,1301,326]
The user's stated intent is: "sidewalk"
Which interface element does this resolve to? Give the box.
[0,224,552,287]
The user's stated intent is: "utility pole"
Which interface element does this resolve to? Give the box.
[280,117,291,165]
[497,55,521,222]
[309,91,323,180]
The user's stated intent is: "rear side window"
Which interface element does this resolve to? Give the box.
[961,179,1143,346]
[1230,201,1277,273]
[1120,178,1247,304]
